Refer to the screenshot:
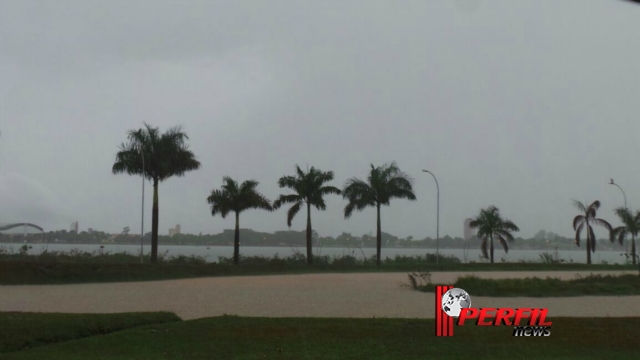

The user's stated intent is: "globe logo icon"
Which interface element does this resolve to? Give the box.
[441,288,471,318]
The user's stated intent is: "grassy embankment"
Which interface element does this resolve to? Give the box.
[0,249,637,285]
[0,312,179,353]
[0,313,638,359]
[407,271,640,296]
[0,251,634,285]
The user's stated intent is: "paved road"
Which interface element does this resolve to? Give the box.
[1,271,638,320]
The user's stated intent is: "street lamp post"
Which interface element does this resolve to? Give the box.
[422,170,439,264]
[609,178,628,254]
[140,145,145,264]
[609,179,627,208]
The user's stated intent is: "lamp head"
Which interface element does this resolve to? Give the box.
[609,178,615,185]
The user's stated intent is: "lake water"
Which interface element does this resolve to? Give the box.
[3,243,633,265]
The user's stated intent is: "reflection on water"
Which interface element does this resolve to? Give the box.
[0,243,631,265]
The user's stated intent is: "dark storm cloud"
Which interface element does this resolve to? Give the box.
[1,0,639,240]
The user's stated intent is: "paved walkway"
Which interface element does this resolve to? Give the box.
[1,271,638,320]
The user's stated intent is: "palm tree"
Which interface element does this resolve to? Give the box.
[468,206,520,264]
[113,123,200,263]
[572,200,613,265]
[272,165,341,265]
[207,177,273,265]
[342,162,416,266]
[611,207,640,266]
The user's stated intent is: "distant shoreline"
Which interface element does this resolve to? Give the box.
[0,242,627,252]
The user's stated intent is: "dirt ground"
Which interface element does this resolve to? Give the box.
[1,271,638,320]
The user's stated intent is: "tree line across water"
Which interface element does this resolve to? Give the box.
[1,228,627,253]
[110,123,639,267]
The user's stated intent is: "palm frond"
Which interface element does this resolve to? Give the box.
[575,222,584,247]
[343,178,375,200]
[240,180,260,194]
[313,169,335,186]
[468,219,480,229]
[497,235,509,253]
[277,175,299,190]
[207,189,232,218]
[249,193,274,212]
[612,226,627,245]
[344,202,357,219]
[286,201,303,226]
[496,229,515,242]
[112,145,144,176]
[151,124,201,181]
[273,194,302,209]
[343,178,378,214]
[318,185,341,196]
[380,161,400,180]
[387,174,414,190]
[387,188,417,202]
[367,164,381,188]
[591,218,613,232]
[346,196,376,217]
[573,215,586,230]
[310,196,327,211]
[572,199,587,213]
[615,207,633,223]
[221,177,239,194]
[588,200,602,211]
[501,220,519,232]
[485,205,500,216]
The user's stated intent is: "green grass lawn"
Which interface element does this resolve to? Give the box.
[411,273,640,296]
[1,259,637,285]
[1,315,638,359]
[0,312,180,353]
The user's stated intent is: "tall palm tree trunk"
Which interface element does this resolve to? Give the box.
[151,179,159,263]
[376,205,381,266]
[634,236,640,278]
[586,227,591,265]
[490,234,494,264]
[306,203,312,265]
[631,235,636,266]
[234,212,240,265]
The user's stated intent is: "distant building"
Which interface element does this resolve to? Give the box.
[88,228,93,234]
[169,224,181,236]
[463,218,475,240]
[70,221,78,233]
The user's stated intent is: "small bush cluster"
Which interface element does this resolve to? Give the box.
[437,273,640,297]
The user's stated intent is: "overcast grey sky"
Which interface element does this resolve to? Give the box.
[1,0,639,239]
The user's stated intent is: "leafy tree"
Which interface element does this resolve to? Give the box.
[113,123,201,263]
[611,207,640,267]
[534,230,546,240]
[572,200,613,265]
[122,226,130,235]
[468,206,520,264]
[207,177,273,265]
[273,165,341,264]
[342,162,416,266]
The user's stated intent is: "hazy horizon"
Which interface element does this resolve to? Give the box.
[2,0,639,240]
